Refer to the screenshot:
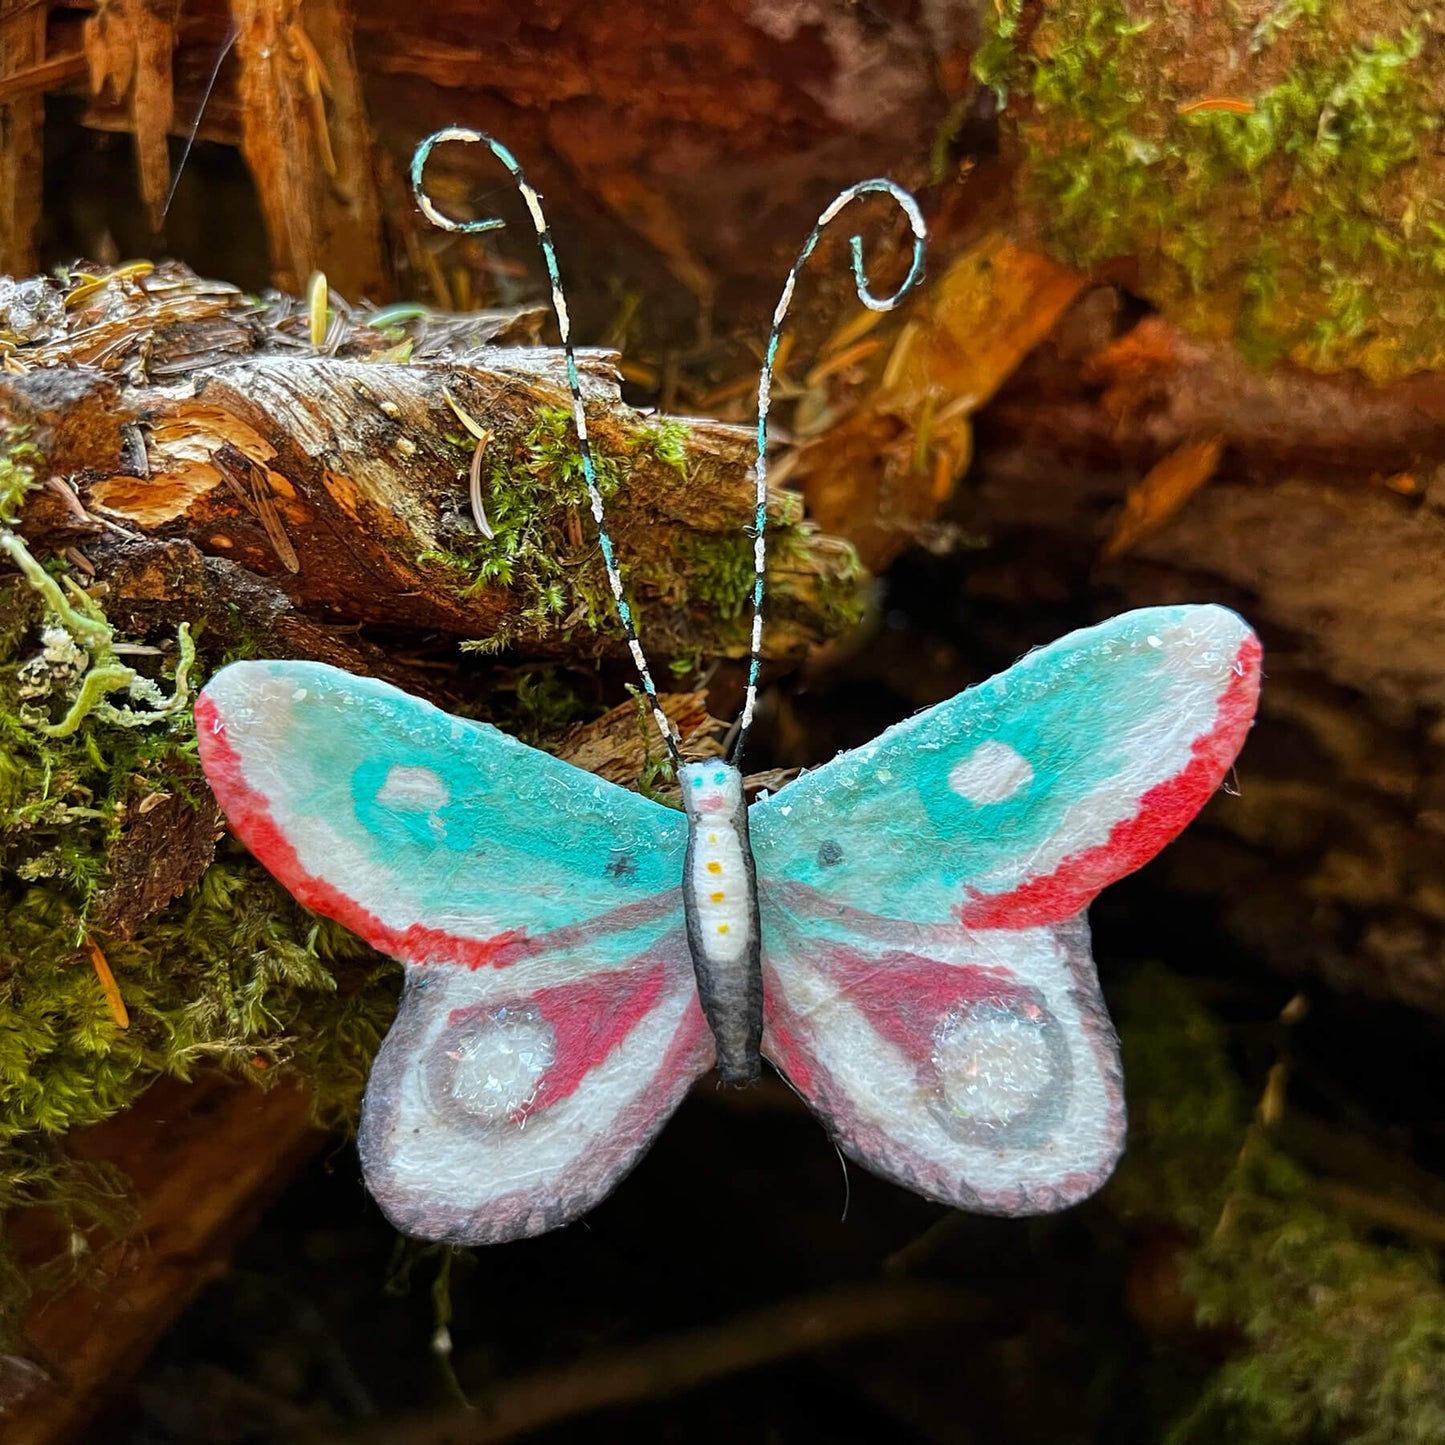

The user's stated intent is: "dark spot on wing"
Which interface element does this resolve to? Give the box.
[816,840,844,867]
[605,852,638,881]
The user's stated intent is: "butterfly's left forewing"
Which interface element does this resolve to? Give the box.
[197,661,712,1243]
[751,604,1260,1214]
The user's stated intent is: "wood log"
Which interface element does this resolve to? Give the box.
[1,1076,323,1445]
[1,263,863,666]
[0,0,47,276]
[20,0,974,320]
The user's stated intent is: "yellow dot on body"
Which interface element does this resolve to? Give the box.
[706,861,722,874]
[708,833,717,843]
[717,924,729,934]
[710,890,725,902]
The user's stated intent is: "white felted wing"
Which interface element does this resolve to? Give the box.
[758,908,1125,1213]
[358,925,712,1244]
[197,660,712,1243]
[749,604,1260,1214]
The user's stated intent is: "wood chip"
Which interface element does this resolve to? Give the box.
[1101,437,1225,561]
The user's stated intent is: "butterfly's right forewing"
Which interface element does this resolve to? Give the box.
[197,661,712,1243]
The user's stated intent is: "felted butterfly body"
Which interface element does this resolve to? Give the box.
[195,601,1260,1243]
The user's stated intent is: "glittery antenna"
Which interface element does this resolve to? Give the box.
[411,127,683,769]
[730,181,927,767]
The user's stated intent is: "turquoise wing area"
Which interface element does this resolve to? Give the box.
[196,660,688,967]
[749,604,1260,931]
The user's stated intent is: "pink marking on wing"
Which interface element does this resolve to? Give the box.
[760,1011,817,1096]
[826,949,1029,1059]
[761,940,1118,1215]
[957,632,1261,930]
[442,959,708,1127]
[448,962,677,1121]
[195,692,528,970]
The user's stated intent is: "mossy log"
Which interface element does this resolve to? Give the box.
[980,0,1445,382]
[2,264,861,667]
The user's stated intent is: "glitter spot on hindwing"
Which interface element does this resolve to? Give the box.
[926,990,1071,1146]
[424,1004,557,1128]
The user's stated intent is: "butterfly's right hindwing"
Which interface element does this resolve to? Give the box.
[759,906,1125,1214]
[197,661,711,1243]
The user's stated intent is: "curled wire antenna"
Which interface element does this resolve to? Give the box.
[411,127,683,770]
[731,180,927,767]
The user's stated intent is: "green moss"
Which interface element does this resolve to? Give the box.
[0,427,41,525]
[981,0,1445,379]
[0,550,398,1342]
[974,0,1028,102]
[489,667,596,748]
[681,532,756,625]
[424,406,863,662]
[632,417,691,473]
[1110,969,1445,1442]
[424,404,634,655]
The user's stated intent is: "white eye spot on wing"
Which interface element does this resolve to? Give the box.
[376,764,450,812]
[948,741,1033,804]
[447,1009,556,1123]
[933,1002,1055,1128]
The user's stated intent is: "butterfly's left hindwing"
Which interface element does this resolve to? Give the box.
[197,661,712,1244]
[751,604,1260,1214]
[359,924,711,1244]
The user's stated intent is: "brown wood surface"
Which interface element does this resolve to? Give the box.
[2,264,859,667]
[0,0,47,276]
[3,1076,324,1445]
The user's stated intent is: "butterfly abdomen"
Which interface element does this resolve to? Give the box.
[680,761,763,1084]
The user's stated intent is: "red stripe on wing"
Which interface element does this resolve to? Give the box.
[957,633,1261,931]
[195,692,528,969]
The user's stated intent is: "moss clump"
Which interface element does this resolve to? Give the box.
[0,427,42,524]
[425,404,670,652]
[633,417,692,472]
[1110,969,1445,1442]
[0,542,398,1341]
[980,0,1445,380]
[424,405,861,660]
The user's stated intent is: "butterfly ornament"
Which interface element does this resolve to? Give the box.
[196,130,1262,1245]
